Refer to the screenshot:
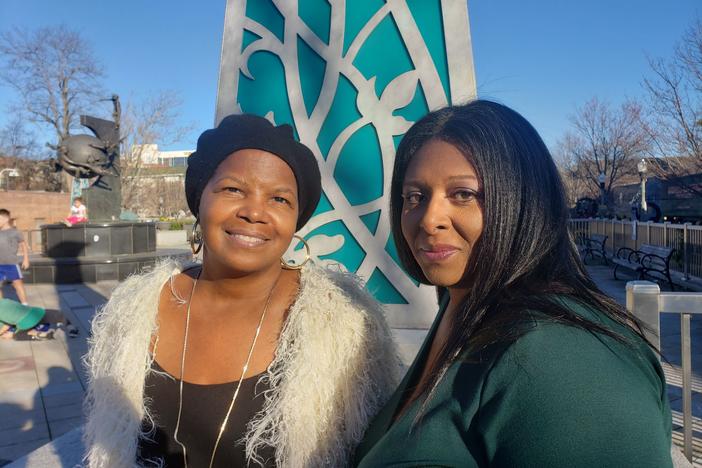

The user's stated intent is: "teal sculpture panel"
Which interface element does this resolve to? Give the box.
[216,0,476,326]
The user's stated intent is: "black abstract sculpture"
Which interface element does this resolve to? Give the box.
[33,95,191,284]
[55,95,122,221]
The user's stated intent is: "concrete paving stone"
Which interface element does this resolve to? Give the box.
[63,358,88,389]
[39,381,83,398]
[55,285,75,293]
[69,306,96,334]
[0,372,40,395]
[29,290,72,322]
[73,284,108,308]
[47,324,90,389]
[61,338,88,365]
[5,427,84,468]
[0,390,41,432]
[0,410,44,433]
[58,291,89,309]
[33,290,60,310]
[0,437,50,466]
[32,367,79,393]
[48,416,83,439]
[0,389,37,413]
[0,420,49,445]
[29,334,72,359]
[0,340,32,360]
[57,299,74,317]
[42,391,84,410]
[56,324,88,351]
[30,342,77,385]
[0,356,34,380]
[89,280,119,299]
[44,402,83,423]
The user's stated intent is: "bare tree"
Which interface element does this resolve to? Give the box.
[0,156,62,191]
[553,139,598,207]
[0,25,106,149]
[0,114,42,159]
[558,97,650,206]
[0,115,61,190]
[0,25,107,191]
[125,176,188,218]
[119,91,192,212]
[643,18,702,195]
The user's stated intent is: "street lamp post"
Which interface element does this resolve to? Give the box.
[637,159,648,212]
[0,168,19,191]
[598,172,606,213]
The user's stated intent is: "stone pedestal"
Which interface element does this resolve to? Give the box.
[24,222,191,284]
[42,221,156,257]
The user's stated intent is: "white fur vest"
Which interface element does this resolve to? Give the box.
[83,260,400,467]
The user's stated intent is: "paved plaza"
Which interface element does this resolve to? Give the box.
[0,280,116,467]
[0,264,700,466]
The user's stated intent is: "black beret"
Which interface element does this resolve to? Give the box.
[185,114,322,231]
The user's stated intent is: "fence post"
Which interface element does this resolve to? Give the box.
[683,223,690,280]
[681,313,693,462]
[625,281,661,354]
[663,222,668,246]
[611,219,616,252]
[647,221,651,244]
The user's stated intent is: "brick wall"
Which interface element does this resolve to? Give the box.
[0,191,71,252]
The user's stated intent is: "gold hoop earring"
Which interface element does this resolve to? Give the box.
[281,235,311,270]
[190,220,203,255]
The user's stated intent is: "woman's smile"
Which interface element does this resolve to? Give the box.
[224,228,270,248]
[417,244,459,262]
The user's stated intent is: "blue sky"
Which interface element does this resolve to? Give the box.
[0,0,698,152]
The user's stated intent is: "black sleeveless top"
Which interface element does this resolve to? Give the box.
[137,361,276,467]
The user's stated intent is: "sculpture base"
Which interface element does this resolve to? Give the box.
[24,248,192,284]
[28,222,191,283]
[41,222,157,257]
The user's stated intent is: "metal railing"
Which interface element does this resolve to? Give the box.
[570,218,702,281]
[627,281,701,463]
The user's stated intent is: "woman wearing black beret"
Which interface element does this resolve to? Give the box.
[83,114,399,467]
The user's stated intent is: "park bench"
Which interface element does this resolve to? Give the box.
[612,244,675,290]
[580,234,608,265]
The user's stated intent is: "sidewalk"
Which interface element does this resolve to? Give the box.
[0,281,116,466]
[0,264,699,466]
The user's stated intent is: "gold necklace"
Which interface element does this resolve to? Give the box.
[173,269,280,468]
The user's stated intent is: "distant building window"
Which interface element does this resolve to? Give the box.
[158,157,188,167]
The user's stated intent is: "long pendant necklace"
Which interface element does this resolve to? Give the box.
[173,270,280,468]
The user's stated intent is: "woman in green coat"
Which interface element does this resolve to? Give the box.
[355,100,674,467]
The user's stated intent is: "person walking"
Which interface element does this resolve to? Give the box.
[0,209,29,303]
[0,208,31,339]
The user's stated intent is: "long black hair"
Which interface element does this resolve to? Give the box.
[390,100,650,410]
